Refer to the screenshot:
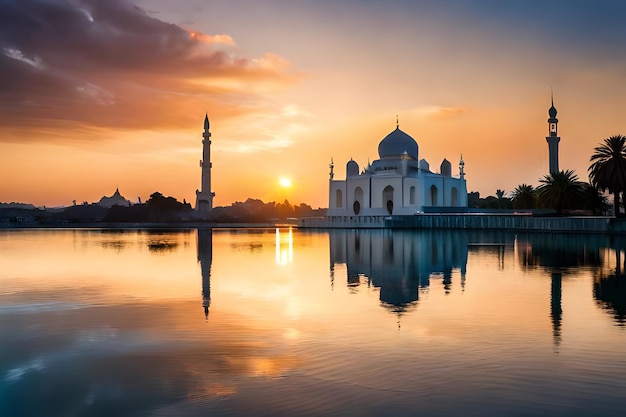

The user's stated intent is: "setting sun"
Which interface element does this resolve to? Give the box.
[279,177,292,188]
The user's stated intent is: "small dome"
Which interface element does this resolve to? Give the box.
[418,159,430,172]
[440,158,452,176]
[548,104,557,118]
[378,127,418,160]
[346,159,359,177]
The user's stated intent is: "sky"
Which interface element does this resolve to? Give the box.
[1,0,626,208]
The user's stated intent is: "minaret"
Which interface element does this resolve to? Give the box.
[546,94,560,174]
[196,113,215,212]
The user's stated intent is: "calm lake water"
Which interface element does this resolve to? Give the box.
[1,228,625,416]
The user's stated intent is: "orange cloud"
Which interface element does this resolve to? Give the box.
[188,30,236,46]
[0,0,298,142]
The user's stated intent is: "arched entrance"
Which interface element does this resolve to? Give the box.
[353,187,364,215]
[430,185,438,206]
[383,185,394,215]
[451,187,458,206]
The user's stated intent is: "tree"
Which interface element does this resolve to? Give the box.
[588,134,626,217]
[496,188,506,208]
[583,183,609,216]
[536,170,585,215]
[510,184,536,209]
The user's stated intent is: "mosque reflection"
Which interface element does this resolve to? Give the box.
[329,229,626,333]
[329,229,468,315]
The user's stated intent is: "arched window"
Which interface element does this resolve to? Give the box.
[409,186,416,205]
[430,185,438,206]
[451,187,458,207]
[353,187,364,215]
[336,189,343,208]
[383,185,394,214]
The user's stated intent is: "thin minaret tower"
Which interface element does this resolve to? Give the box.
[546,92,560,174]
[196,113,215,212]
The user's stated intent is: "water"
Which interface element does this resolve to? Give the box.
[1,228,625,416]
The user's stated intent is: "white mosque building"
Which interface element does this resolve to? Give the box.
[327,122,467,216]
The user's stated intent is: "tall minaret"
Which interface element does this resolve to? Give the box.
[196,113,215,212]
[546,93,560,174]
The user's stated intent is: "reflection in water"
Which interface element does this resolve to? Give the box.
[551,272,563,345]
[517,233,603,345]
[275,227,293,264]
[4,229,626,416]
[515,233,610,343]
[329,230,468,318]
[197,228,213,320]
[593,236,626,326]
[594,272,626,326]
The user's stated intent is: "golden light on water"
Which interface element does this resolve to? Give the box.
[275,227,294,264]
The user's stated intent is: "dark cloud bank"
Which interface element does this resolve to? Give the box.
[0,0,295,139]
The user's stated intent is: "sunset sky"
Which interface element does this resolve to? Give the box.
[1,0,625,208]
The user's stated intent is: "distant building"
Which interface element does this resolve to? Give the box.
[327,121,467,216]
[97,188,131,208]
[196,114,215,212]
[546,93,560,175]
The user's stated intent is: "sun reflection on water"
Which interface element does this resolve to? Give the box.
[275,227,293,264]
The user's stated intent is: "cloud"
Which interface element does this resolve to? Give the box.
[0,0,298,141]
[407,106,469,120]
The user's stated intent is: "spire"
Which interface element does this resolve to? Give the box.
[396,114,399,128]
[548,91,557,119]
[459,154,465,179]
[204,113,210,130]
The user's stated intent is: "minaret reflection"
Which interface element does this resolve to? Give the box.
[197,228,213,320]
[516,233,606,346]
[329,229,469,317]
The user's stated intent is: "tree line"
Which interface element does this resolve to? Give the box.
[470,134,626,216]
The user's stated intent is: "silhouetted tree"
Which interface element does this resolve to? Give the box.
[510,184,536,209]
[147,192,191,211]
[467,191,480,208]
[536,170,585,215]
[495,189,506,209]
[583,183,609,216]
[588,134,626,217]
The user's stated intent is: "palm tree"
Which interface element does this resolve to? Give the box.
[588,134,626,217]
[536,170,585,215]
[583,183,609,216]
[510,184,536,209]
[495,189,506,209]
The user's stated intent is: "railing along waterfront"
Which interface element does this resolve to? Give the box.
[299,214,612,232]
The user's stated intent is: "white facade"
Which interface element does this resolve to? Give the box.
[327,126,467,216]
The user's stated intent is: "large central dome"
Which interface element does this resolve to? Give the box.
[378,127,419,160]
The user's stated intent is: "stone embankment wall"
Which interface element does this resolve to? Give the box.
[299,214,613,233]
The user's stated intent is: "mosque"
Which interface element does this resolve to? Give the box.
[327,121,467,216]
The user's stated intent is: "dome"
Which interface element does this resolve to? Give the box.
[440,158,452,177]
[378,127,418,160]
[548,104,557,118]
[346,159,359,177]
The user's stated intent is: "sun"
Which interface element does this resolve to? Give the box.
[279,177,292,188]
